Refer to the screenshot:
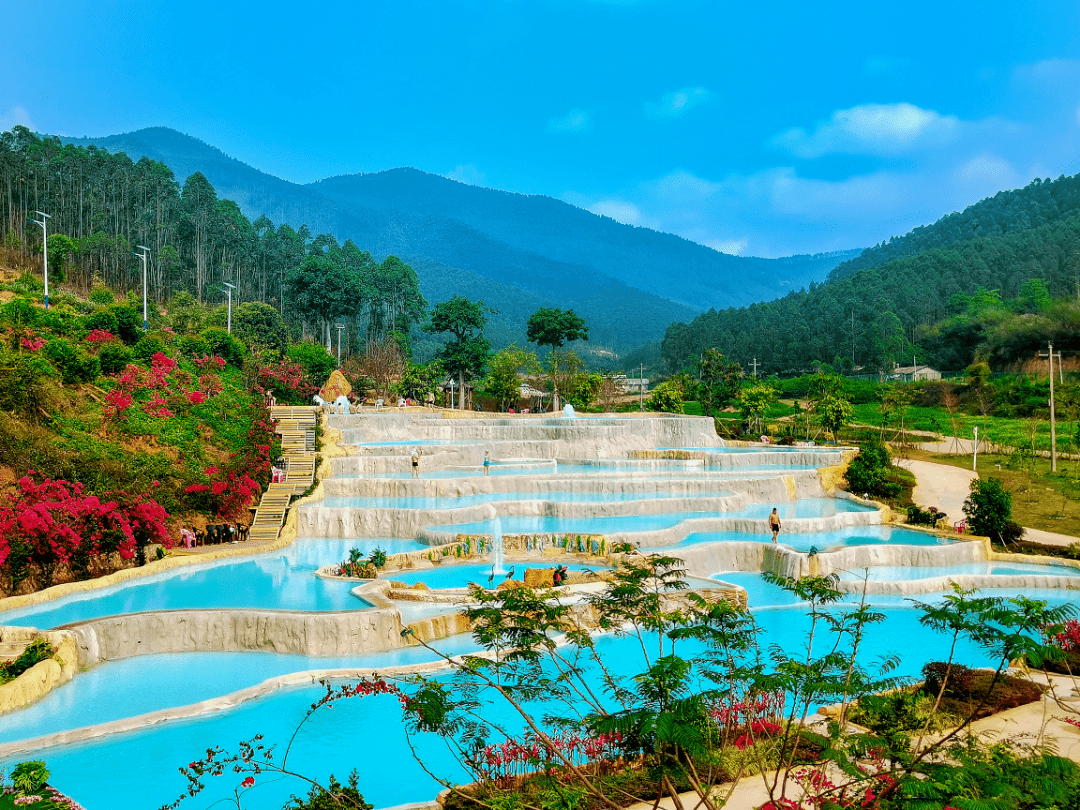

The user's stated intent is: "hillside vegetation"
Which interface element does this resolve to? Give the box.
[662,174,1080,375]
[59,127,858,354]
[0,268,302,596]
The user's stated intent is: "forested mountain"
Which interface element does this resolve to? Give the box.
[307,168,859,311]
[60,127,857,354]
[661,174,1080,376]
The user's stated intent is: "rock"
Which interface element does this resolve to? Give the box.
[320,369,352,401]
[524,568,555,588]
[496,579,525,591]
[410,582,430,590]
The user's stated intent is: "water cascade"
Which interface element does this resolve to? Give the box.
[563,403,576,418]
[491,515,505,575]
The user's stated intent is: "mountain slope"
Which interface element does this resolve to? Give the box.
[61,127,858,354]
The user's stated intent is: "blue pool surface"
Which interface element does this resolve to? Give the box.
[24,593,1060,810]
[676,524,950,552]
[0,538,425,630]
[428,511,747,535]
[321,489,733,509]
[836,561,1080,581]
[388,563,603,590]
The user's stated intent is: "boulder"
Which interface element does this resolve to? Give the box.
[524,568,555,588]
[320,369,352,401]
[410,582,430,590]
[496,579,526,591]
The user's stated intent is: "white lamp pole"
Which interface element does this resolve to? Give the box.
[335,324,345,362]
[32,211,51,309]
[972,426,979,472]
[135,246,151,330]
[223,282,236,334]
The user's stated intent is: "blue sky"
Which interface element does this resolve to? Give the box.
[4,0,1080,258]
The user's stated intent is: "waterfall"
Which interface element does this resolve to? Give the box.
[491,516,505,574]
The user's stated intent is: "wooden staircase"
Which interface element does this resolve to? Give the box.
[245,406,318,543]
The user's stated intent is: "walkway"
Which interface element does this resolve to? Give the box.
[898,457,1078,545]
[247,406,318,542]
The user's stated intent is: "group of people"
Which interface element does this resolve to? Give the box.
[180,523,250,548]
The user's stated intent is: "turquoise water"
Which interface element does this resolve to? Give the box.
[835,561,1080,581]
[321,489,733,509]
[427,511,746,535]
[388,563,602,589]
[675,524,949,552]
[720,498,876,519]
[23,593,1050,810]
[0,538,425,630]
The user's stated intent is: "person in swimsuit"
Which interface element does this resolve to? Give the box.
[769,508,781,543]
[483,451,490,476]
[411,448,422,479]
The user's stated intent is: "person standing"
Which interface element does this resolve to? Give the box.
[769,508,781,543]
[483,451,491,476]
[411,447,422,479]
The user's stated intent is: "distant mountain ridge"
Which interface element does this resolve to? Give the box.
[61,127,859,354]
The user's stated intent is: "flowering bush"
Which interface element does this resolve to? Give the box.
[0,474,172,589]
[85,328,116,344]
[256,360,319,405]
[1051,619,1080,652]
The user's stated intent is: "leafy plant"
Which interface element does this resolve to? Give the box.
[10,760,49,793]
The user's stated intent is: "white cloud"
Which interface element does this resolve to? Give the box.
[445,164,487,186]
[707,239,748,256]
[547,109,593,134]
[773,102,961,158]
[644,86,711,120]
[1012,58,1080,89]
[0,105,34,132]
[589,199,644,226]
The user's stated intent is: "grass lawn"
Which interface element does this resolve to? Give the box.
[852,403,1078,456]
[906,448,1080,538]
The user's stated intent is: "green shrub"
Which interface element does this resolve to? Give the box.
[0,639,54,685]
[963,477,1023,545]
[44,338,100,383]
[287,341,337,384]
[284,771,371,810]
[10,760,49,794]
[200,327,246,367]
[88,284,115,305]
[845,435,901,499]
[108,303,143,344]
[179,334,210,358]
[133,334,167,362]
[80,308,120,336]
[98,342,134,375]
[646,380,685,414]
[0,350,57,423]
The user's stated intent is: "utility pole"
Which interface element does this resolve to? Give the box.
[639,363,644,412]
[135,246,151,330]
[1040,341,1058,472]
[31,211,51,309]
[749,357,760,378]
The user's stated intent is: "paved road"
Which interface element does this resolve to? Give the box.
[899,458,1078,545]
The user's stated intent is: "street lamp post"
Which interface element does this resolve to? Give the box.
[972,426,979,472]
[31,211,51,309]
[135,246,151,330]
[222,282,236,334]
[448,379,457,410]
[335,324,345,363]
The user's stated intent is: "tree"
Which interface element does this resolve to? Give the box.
[963,477,1024,545]
[482,344,541,411]
[526,307,589,352]
[527,308,589,410]
[646,380,685,414]
[424,296,494,410]
[809,371,853,438]
[737,382,777,435]
[696,348,744,417]
[233,302,289,357]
